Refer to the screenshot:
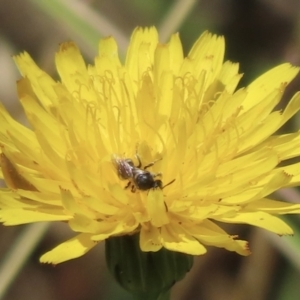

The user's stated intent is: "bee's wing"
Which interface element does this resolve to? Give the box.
[111,155,133,179]
[111,154,120,168]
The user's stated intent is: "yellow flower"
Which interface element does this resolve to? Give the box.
[1,27,300,264]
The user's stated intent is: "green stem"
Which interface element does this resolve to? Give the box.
[105,234,193,299]
[157,289,171,300]
[133,289,171,300]
[132,289,170,300]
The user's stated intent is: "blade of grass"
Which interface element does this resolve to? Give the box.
[29,0,129,58]
[0,223,50,300]
[264,188,300,271]
[263,217,300,272]
[158,0,198,42]
[276,264,300,300]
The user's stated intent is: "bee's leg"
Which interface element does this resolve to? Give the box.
[124,181,131,189]
[135,153,142,168]
[144,158,162,170]
[131,184,136,193]
[162,179,175,189]
[152,172,162,178]
[164,201,168,212]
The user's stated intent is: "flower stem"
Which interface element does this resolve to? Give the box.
[105,233,193,299]
[132,289,171,300]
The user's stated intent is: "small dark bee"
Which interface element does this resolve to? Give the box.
[112,154,174,192]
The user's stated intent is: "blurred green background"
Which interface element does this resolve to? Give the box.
[0,1,300,299]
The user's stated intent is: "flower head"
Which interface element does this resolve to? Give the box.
[1,27,300,264]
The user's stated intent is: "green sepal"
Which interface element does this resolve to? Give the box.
[105,233,193,300]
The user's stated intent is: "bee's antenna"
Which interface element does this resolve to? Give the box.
[162,179,175,189]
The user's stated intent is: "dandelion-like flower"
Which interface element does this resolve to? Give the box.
[1,27,300,267]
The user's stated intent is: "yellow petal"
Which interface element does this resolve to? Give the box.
[140,225,162,252]
[0,209,71,225]
[187,31,224,84]
[188,220,251,256]
[168,32,184,75]
[279,91,300,125]
[125,27,158,86]
[55,42,89,92]
[60,187,94,218]
[162,223,207,255]
[217,61,241,93]
[0,153,37,191]
[216,211,294,235]
[146,189,169,227]
[244,198,300,214]
[243,64,299,111]
[91,219,138,241]
[98,36,121,66]
[40,233,97,264]
[13,53,58,108]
